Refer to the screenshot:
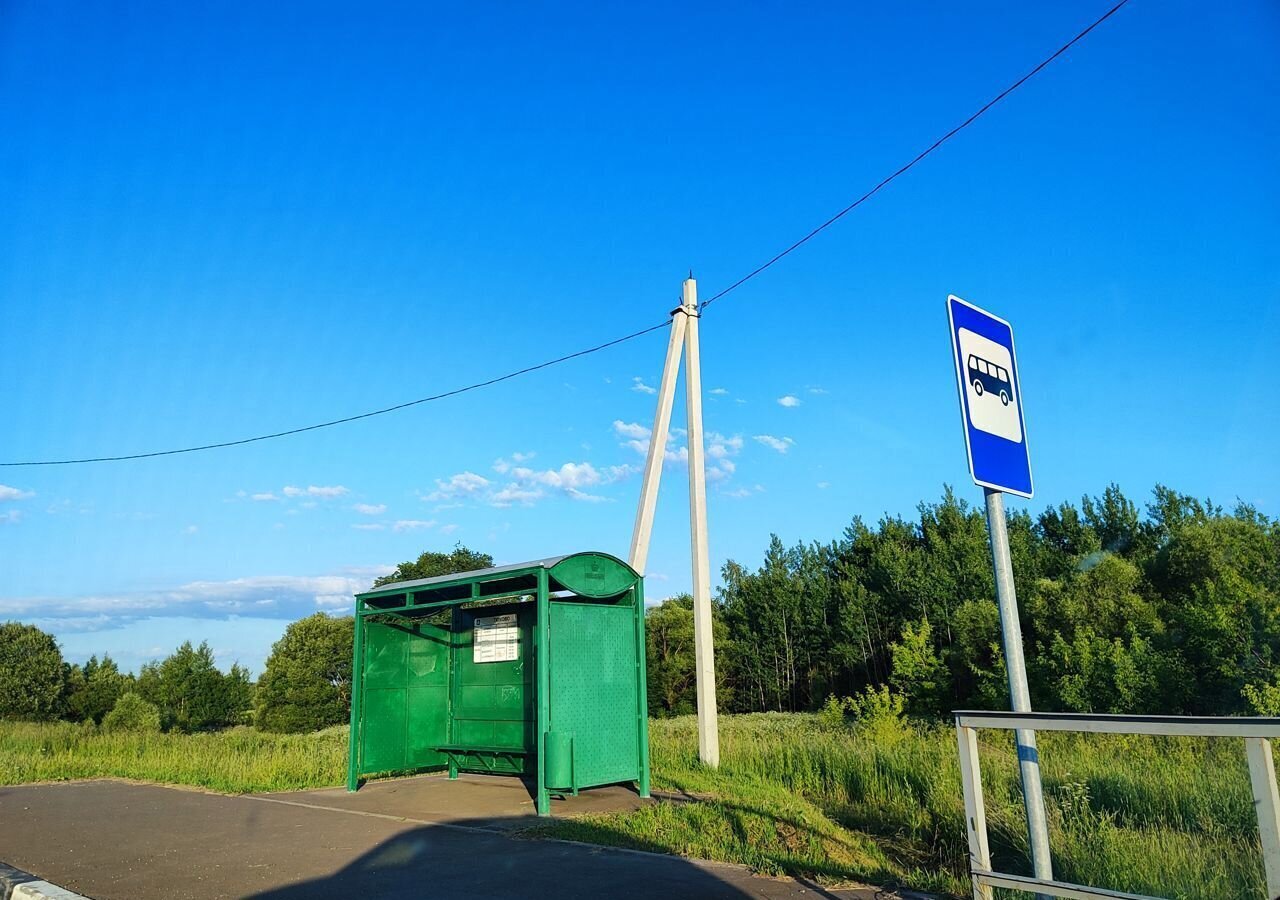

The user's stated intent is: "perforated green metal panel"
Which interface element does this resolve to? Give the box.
[548,601,640,787]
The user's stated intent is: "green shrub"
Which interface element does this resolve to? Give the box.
[102,692,161,733]
[818,694,848,728]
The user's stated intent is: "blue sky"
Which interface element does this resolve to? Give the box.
[2,1,1277,676]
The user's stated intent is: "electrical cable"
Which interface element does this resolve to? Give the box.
[0,320,671,466]
[1,0,1129,467]
[699,0,1131,310]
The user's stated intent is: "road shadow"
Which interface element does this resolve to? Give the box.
[242,811,852,900]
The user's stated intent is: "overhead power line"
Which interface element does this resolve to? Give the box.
[2,0,1129,468]
[699,0,1131,311]
[1,321,671,466]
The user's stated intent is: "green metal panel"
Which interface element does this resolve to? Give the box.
[548,600,641,787]
[449,603,534,773]
[348,553,648,809]
[550,553,638,599]
[359,621,450,776]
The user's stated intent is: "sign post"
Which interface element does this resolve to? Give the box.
[947,295,1051,888]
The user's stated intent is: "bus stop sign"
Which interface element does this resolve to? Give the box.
[947,295,1033,498]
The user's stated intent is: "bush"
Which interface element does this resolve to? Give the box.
[817,686,910,743]
[102,692,161,733]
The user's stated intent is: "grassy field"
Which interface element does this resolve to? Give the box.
[0,715,1267,897]
[539,714,1268,897]
[0,721,348,792]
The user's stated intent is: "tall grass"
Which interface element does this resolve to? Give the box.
[546,714,1268,897]
[0,721,347,793]
[0,716,1267,896]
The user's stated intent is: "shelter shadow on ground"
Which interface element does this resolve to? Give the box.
[241,817,852,900]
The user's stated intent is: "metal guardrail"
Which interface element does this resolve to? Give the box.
[954,710,1280,900]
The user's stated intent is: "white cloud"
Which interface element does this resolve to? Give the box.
[566,489,610,503]
[0,509,23,524]
[514,461,604,491]
[0,569,398,628]
[438,524,459,535]
[281,485,349,499]
[613,420,689,464]
[806,386,829,395]
[352,523,386,531]
[777,395,802,408]
[353,503,386,515]
[251,493,280,502]
[631,377,657,395]
[722,487,753,499]
[492,451,535,474]
[709,387,729,396]
[490,484,544,507]
[754,434,796,453]
[393,520,436,532]
[707,432,743,460]
[183,525,199,534]
[817,481,831,489]
[426,471,491,502]
[613,420,650,440]
[0,484,35,502]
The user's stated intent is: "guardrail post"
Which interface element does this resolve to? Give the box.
[1246,737,1280,899]
[956,721,994,900]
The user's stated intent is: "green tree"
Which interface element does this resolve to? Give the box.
[137,641,252,732]
[890,619,947,715]
[102,691,162,733]
[373,544,493,588]
[65,655,131,724]
[0,622,65,721]
[645,595,731,716]
[256,613,354,733]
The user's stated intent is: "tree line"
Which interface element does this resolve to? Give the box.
[648,483,1280,719]
[4,494,1277,734]
[0,546,491,733]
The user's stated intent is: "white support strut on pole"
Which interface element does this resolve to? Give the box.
[682,277,720,768]
[627,275,719,768]
[628,309,688,576]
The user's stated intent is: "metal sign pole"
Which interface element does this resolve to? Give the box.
[984,487,1052,887]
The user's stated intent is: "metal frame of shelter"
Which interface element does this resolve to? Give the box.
[346,551,651,816]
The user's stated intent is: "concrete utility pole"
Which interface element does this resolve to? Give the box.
[985,487,1053,888]
[628,274,720,768]
[682,277,720,768]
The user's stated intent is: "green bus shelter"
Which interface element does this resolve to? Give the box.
[346,551,650,815]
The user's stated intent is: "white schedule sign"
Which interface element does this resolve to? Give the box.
[473,613,519,663]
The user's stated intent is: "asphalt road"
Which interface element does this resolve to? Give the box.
[0,779,885,899]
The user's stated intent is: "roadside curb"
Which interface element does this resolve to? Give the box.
[0,862,89,900]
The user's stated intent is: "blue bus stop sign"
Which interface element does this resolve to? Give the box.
[947,295,1033,498]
